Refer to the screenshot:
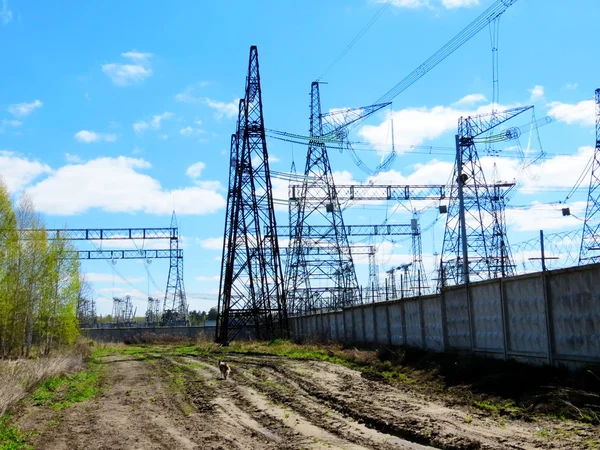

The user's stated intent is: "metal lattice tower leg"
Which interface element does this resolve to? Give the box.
[216,46,288,345]
[580,88,600,264]
[410,214,428,295]
[163,211,187,325]
[286,82,361,314]
[367,245,380,302]
[441,126,513,286]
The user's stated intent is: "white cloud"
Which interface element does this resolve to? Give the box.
[440,0,478,7]
[85,273,145,284]
[186,162,206,179]
[547,99,595,126]
[506,201,585,232]
[120,51,152,63]
[102,51,153,86]
[26,156,226,216]
[0,119,22,132]
[74,130,117,143]
[180,126,194,136]
[359,100,512,155]
[133,121,149,134]
[0,0,12,24]
[151,112,173,129]
[174,82,212,103]
[175,87,238,120]
[453,94,487,106]
[199,237,223,250]
[377,0,478,9]
[65,153,83,163]
[87,238,173,250]
[518,146,594,194]
[158,134,168,140]
[133,112,173,135]
[0,151,52,192]
[529,85,545,102]
[204,98,238,120]
[180,123,205,137]
[8,100,43,118]
[196,275,220,281]
[564,83,578,90]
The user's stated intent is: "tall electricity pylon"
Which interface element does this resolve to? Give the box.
[579,89,600,264]
[441,107,531,286]
[216,46,287,345]
[163,211,187,324]
[285,82,389,314]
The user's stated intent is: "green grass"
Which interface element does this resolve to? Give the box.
[474,399,521,417]
[30,362,102,410]
[0,415,31,450]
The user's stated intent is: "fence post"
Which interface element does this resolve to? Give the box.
[400,300,407,346]
[540,230,555,366]
[386,302,392,346]
[373,303,378,344]
[499,277,509,361]
[419,298,426,349]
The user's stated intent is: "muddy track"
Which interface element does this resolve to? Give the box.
[14,351,598,449]
[174,353,598,450]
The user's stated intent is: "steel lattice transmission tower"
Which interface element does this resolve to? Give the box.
[163,211,187,325]
[286,82,389,314]
[579,88,600,264]
[216,46,288,345]
[441,107,530,286]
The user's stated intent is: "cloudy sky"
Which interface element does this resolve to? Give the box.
[0,0,598,315]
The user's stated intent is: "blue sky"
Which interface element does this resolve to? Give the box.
[0,0,598,316]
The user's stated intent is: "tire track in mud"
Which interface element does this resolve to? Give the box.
[186,354,550,450]
[173,355,433,450]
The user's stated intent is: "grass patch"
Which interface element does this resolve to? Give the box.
[0,414,31,450]
[30,362,102,410]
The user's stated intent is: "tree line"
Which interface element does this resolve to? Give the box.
[0,181,80,358]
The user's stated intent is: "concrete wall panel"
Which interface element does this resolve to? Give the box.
[375,304,389,345]
[422,296,444,351]
[549,268,600,358]
[363,306,375,342]
[353,308,364,342]
[505,275,546,355]
[471,281,504,351]
[388,302,404,345]
[404,300,422,347]
[344,309,354,341]
[444,287,470,349]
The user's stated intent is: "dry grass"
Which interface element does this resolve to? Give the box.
[0,347,86,416]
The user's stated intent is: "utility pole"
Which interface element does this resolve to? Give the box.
[456,133,470,285]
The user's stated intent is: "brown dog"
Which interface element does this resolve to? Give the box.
[218,360,231,380]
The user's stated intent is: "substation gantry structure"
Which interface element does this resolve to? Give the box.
[440,106,531,287]
[18,221,187,326]
[217,0,522,336]
[278,223,425,314]
[216,46,287,345]
[284,81,390,316]
[580,88,600,264]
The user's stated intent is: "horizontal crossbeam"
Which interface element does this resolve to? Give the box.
[18,228,177,240]
[277,224,415,238]
[290,183,515,202]
[67,249,182,260]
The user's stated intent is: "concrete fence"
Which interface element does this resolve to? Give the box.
[82,326,216,342]
[289,263,600,368]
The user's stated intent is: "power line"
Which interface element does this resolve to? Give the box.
[316,0,391,82]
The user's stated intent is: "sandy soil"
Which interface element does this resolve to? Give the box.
[15,352,598,450]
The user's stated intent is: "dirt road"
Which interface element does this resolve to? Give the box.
[16,351,597,449]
